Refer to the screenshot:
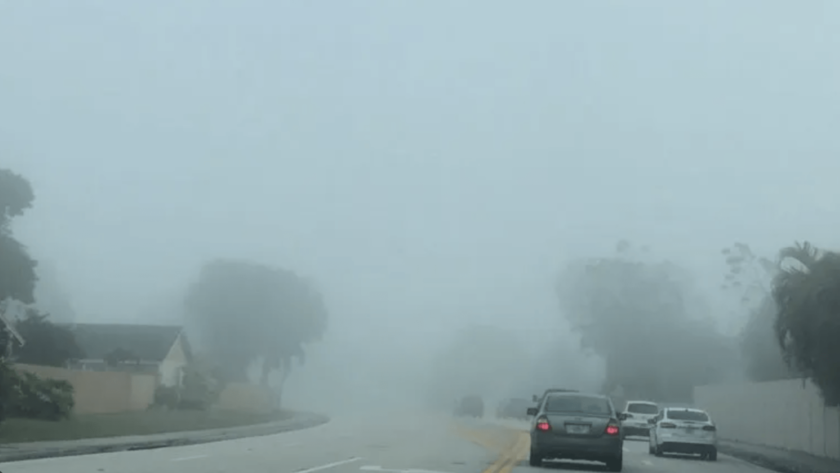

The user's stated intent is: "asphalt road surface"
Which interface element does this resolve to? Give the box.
[1,411,779,473]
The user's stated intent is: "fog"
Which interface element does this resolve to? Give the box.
[2,1,840,417]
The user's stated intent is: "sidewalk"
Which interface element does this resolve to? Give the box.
[0,411,328,463]
[719,439,840,473]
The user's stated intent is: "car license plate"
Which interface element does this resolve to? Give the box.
[566,424,590,434]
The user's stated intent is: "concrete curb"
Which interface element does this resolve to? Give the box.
[718,444,804,473]
[718,441,836,473]
[0,411,329,463]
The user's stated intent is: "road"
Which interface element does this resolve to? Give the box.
[0,411,777,473]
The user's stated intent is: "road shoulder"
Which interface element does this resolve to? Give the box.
[718,439,840,473]
[0,411,328,464]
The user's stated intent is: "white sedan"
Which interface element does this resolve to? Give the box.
[648,407,718,461]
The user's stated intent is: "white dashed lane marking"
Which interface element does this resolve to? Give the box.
[171,455,208,462]
[296,457,363,473]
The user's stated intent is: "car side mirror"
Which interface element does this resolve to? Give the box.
[647,418,656,425]
[526,407,538,416]
[618,413,627,421]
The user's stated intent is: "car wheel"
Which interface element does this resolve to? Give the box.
[529,449,542,467]
[708,448,717,461]
[605,455,622,472]
[654,444,664,457]
[648,443,655,455]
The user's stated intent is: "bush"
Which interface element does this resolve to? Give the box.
[153,385,180,409]
[0,367,74,422]
[8,371,74,420]
[179,363,221,410]
[0,359,16,425]
[151,362,221,411]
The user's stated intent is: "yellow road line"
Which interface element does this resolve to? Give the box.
[451,423,530,473]
[450,424,514,453]
[495,432,530,473]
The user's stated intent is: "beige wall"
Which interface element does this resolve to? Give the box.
[216,382,272,413]
[15,363,157,414]
[695,379,840,459]
[159,333,188,387]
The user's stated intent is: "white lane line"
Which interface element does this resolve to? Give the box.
[297,457,363,473]
[641,460,653,466]
[360,467,450,473]
[623,447,630,452]
[171,454,209,462]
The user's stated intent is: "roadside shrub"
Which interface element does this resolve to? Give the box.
[150,362,222,411]
[153,385,180,409]
[180,363,221,410]
[8,371,74,420]
[0,359,16,425]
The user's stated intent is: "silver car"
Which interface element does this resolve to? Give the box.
[527,392,624,471]
[620,400,659,436]
[648,407,718,461]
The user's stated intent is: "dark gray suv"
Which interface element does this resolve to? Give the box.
[527,391,624,471]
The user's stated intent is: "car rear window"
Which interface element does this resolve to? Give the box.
[545,395,612,416]
[666,410,710,422]
[627,403,659,414]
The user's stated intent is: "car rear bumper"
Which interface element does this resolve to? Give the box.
[657,432,717,453]
[621,423,651,436]
[659,440,717,454]
[531,432,622,462]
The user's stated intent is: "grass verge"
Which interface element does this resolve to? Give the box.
[0,409,291,444]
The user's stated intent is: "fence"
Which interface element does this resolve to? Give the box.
[15,363,157,414]
[694,378,840,459]
[216,382,273,413]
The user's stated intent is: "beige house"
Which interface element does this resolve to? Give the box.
[66,323,192,387]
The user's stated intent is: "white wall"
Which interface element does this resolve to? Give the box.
[694,379,840,459]
[159,333,188,387]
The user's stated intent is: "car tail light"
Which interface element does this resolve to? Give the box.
[660,422,676,429]
[703,425,716,432]
[536,416,551,431]
[605,422,620,436]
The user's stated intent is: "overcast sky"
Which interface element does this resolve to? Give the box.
[2,1,839,356]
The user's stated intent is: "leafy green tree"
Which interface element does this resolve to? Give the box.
[0,168,38,424]
[184,260,328,402]
[557,241,736,401]
[772,242,840,405]
[721,243,796,381]
[13,309,84,367]
[0,168,38,305]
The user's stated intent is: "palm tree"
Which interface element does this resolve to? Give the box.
[771,242,840,405]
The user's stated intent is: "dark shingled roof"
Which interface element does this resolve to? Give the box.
[67,323,184,362]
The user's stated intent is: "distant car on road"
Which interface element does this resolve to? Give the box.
[453,395,484,418]
[527,391,624,471]
[619,400,659,436]
[648,407,718,461]
[496,398,531,419]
